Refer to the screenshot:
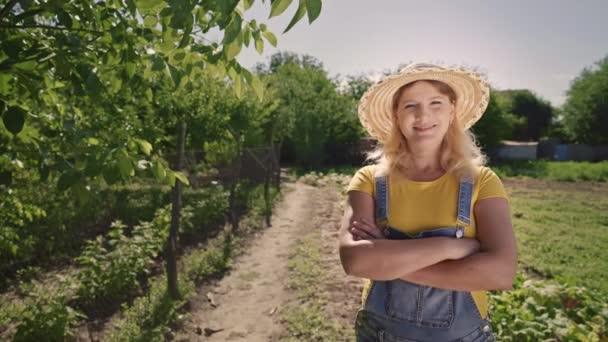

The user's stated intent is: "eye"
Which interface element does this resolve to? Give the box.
[404,104,416,109]
[431,101,442,106]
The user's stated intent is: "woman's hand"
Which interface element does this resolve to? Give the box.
[350,218,386,240]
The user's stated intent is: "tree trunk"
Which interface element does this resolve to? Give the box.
[166,120,186,300]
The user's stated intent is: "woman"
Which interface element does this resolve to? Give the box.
[339,63,517,341]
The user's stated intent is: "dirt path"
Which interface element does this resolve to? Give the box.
[174,178,364,341]
[174,181,321,341]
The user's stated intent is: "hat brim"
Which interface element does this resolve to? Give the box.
[358,66,490,143]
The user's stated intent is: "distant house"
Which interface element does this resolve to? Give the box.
[494,140,538,160]
[494,139,608,162]
[357,137,608,162]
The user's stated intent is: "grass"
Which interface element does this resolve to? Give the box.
[507,180,608,296]
[293,160,608,183]
[281,233,346,342]
[492,160,608,182]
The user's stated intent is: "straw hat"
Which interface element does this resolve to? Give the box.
[358,63,490,143]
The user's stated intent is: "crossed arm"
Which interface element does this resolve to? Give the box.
[338,191,517,291]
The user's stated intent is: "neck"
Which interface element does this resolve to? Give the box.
[407,143,443,173]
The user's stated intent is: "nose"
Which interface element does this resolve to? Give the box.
[415,104,432,120]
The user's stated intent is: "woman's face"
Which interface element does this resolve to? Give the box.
[394,81,455,148]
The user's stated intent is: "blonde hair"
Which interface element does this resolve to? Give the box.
[365,80,486,179]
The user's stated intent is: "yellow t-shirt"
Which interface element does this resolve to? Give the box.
[346,164,508,319]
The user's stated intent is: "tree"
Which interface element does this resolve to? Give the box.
[342,74,373,101]
[0,0,323,299]
[261,52,363,167]
[494,89,554,141]
[472,90,523,149]
[562,56,608,144]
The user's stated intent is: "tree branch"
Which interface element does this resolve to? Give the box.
[0,0,18,21]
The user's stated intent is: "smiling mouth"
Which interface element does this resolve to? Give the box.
[414,124,437,132]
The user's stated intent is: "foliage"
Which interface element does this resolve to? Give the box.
[106,273,194,342]
[180,186,229,236]
[490,275,608,341]
[562,56,608,144]
[495,89,554,141]
[75,208,170,303]
[473,90,523,149]
[261,52,363,167]
[13,279,84,342]
[342,74,374,101]
[0,0,322,197]
[507,178,608,296]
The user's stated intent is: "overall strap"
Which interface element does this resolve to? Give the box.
[456,175,474,226]
[374,175,389,231]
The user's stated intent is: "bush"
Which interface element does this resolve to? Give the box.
[75,207,170,304]
[14,280,84,342]
[491,274,608,341]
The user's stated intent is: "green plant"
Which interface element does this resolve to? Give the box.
[76,207,170,303]
[490,275,608,341]
[14,281,84,342]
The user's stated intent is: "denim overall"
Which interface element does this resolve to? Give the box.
[354,175,495,342]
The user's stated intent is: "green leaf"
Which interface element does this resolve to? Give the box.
[84,155,102,177]
[2,106,26,135]
[251,76,264,99]
[270,0,293,18]
[145,88,153,102]
[13,61,36,72]
[117,155,134,178]
[284,0,306,33]
[136,0,165,10]
[173,171,190,186]
[143,15,157,28]
[0,73,12,95]
[166,168,176,186]
[242,0,254,10]
[87,138,100,145]
[135,139,153,156]
[224,32,243,60]
[57,171,79,191]
[103,165,121,185]
[243,27,251,46]
[234,73,242,98]
[126,0,137,16]
[262,30,277,47]
[85,72,103,95]
[222,14,242,44]
[305,0,321,23]
[126,63,136,78]
[255,35,264,54]
[167,63,183,89]
[151,160,166,180]
[216,0,240,14]
[173,51,186,61]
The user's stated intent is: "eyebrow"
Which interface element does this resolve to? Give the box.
[402,95,446,104]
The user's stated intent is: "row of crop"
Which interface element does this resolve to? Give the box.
[1,182,275,341]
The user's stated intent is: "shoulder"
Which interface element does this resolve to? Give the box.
[346,164,379,195]
[473,166,509,200]
[354,164,379,178]
[473,166,501,183]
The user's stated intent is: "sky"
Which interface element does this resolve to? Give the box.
[222,0,608,107]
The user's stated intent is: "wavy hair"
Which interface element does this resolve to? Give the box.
[365,80,486,179]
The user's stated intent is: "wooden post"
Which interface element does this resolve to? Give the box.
[166,120,186,299]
